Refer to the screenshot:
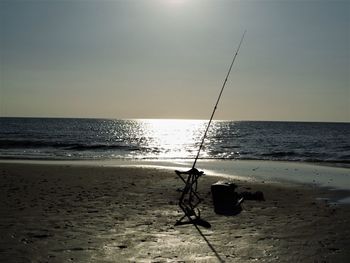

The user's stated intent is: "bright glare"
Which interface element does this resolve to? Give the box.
[139,119,205,158]
[167,0,186,4]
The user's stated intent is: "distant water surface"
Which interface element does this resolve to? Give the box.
[0,118,349,166]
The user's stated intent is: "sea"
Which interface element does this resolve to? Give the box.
[0,118,349,166]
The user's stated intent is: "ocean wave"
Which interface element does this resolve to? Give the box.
[261,151,297,158]
[0,139,140,151]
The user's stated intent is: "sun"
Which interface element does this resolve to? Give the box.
[167,0,186,5]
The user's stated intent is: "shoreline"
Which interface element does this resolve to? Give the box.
[1,158,350,191]
[1,162,349,262]
[1,157,349,168]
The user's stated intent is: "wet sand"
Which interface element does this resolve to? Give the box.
[0,162,349,262]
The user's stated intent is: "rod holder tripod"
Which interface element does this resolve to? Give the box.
[174,168,211,228]
[174,31,246,229]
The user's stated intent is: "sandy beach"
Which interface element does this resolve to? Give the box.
[0,161,349,263]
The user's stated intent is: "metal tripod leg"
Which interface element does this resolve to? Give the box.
[175,169,210,228]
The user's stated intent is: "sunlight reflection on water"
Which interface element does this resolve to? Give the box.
[128,119,216,159]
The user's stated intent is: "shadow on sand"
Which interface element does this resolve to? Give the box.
[193,205,243,263]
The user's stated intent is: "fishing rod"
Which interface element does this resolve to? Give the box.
[192,30,246,169]
[174,31,247,228]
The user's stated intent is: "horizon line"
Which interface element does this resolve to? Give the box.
[0,116,349,124]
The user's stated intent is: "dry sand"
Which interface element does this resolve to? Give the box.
[0,162,349,262]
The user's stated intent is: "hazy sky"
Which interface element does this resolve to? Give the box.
[1,0,349,122]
